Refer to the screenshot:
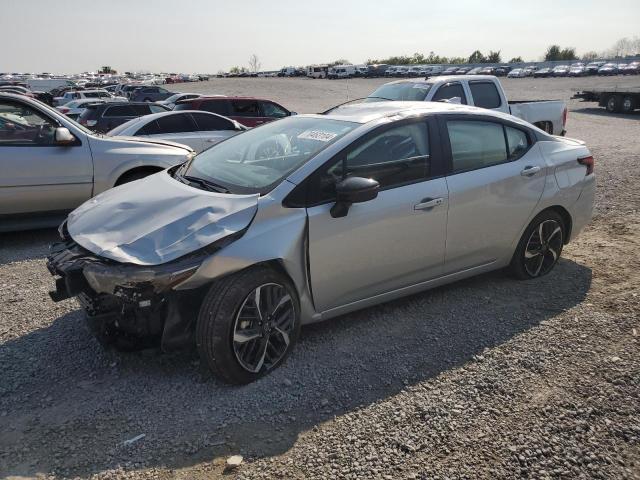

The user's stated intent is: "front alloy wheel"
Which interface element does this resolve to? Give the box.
[233,283,295,373]
[196,266,300,384]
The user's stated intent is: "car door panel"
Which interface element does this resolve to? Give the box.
[307,179,448,312]
[441,118,546,274]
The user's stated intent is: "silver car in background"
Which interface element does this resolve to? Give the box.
[0,93,194,231]
[106,110,246,153]
[47,102,595,384]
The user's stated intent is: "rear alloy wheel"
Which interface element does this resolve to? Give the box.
[196,266,300,384]
[510,211,565,280]
[606,94,623,113]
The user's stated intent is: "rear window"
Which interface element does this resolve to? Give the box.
[104,105,137,117]
[367,82,432,101]
[469,82,502,109]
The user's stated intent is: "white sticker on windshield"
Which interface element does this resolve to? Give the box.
[298,130,338,142]
[412,84,429,89]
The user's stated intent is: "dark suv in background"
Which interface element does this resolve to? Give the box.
[77,102,169,132]
[173,96,293,127]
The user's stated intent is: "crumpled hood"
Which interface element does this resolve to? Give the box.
[67,171,259,265]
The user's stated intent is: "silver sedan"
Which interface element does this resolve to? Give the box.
[48,102,595,384]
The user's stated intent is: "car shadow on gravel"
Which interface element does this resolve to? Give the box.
[0,258,592,478]
[572,107,640,119]
[0,228,58,266]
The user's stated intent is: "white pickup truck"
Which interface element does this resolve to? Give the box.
[367,75,568,135]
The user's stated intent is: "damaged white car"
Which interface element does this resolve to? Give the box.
[48,102,595,384]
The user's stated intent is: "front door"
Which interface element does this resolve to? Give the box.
[0,98,93,216]
[306,119,448,312]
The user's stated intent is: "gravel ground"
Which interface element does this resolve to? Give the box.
[1,76,639,479]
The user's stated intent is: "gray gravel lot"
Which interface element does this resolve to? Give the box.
[1,76,639,480]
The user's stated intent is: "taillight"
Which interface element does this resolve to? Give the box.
[562,107,568,127]
[578,155,594,175]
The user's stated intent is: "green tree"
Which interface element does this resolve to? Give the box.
[468,50,485,63]
[448,57,466,64]
[582,51,599,61]
[509,56,523,63]
[560,47,577,60]
[328,59,351,66]
[487,50,502,63]
[544,45,562,61]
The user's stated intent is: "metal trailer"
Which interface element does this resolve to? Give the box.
[572,87,640,114]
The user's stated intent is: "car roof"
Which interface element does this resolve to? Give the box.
[385,75,499,86]
[318,100,506,124]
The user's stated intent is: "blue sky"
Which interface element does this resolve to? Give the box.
[2,0,638,73]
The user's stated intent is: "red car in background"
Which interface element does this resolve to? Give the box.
[173,96,294,127]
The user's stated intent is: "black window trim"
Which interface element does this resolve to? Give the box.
[284,115,445,208]
[437,113,535,176]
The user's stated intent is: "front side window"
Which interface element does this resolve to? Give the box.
[313,122,430,201]
[0,100,57,146]
[432,83,467,104]
[446,120,508,172]
[261,102,288,118]
[184,117,358,194]
[469,82,502,109]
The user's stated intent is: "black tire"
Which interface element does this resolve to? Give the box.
[115,169,156,186]
[621,95,636,113]
[510,210,566,280]
[605,94,623,113]
[196,266,301,384]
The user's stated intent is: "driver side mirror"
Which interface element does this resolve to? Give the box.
[289,111,298,116]
[330,176,379,218]
[54,127,76,145]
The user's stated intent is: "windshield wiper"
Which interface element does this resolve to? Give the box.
[180,175,230,193]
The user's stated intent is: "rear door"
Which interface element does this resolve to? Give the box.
[305,117,449,312]
[0,98,93,216]
[467,81,508,113]
[229,99,263,127]
[189,112,239,151]
[439,115,546,273]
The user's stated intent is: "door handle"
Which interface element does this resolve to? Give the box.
[520,165,541,176]
[414,197,444,210]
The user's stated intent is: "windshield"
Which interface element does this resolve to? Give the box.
[367,82,432,101]
[164,93,182,103]
[183,117,358,194]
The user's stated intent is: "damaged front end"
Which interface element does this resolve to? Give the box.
[47,226,233,351]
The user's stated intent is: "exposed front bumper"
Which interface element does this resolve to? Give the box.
[47,240,202,350]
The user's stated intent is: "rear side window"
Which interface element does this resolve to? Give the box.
[155,113,197,133]
[432,83,467,104]
[190,112,235,131]
[469,82,502,109]
[195,100,230,116]
[505,126,529,160]
[104,105,136,117]
[130,104,153,115]
[446,121,507,172]
[149,105,167,114]
[136,120,160,135]
[231,100,260,117]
